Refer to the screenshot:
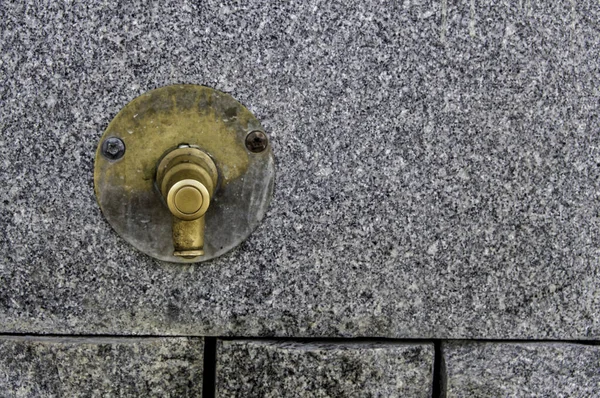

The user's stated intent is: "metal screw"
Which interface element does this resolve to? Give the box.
[245,131,269,153]
[101,137,126,160]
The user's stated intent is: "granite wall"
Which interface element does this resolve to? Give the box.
[1,0,599,396]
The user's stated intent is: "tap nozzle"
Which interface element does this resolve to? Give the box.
[156,146,218,259]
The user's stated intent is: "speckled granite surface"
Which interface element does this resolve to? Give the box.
[216,340,433,397]
[1,1,599,338]
[442,341,600,397]
[0,336,203,397]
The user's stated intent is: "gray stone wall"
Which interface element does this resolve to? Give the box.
[0,336,204,397]
[216,340,434,397]
[442,342,600,397]
[1,0,600,396]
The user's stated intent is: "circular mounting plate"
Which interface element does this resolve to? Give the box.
[94,85,274,263]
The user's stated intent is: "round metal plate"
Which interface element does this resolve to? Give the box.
[94,85,274,263]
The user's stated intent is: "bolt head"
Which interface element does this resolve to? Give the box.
[245,131,269,153]
[101,137,126,160]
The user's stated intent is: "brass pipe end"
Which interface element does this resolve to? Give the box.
[172,217,206,258]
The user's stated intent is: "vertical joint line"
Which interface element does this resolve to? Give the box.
[202,337,217,398]
[432,340,445,398]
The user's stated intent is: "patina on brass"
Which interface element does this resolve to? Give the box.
[94,85,274,263]
[156,146,218,258]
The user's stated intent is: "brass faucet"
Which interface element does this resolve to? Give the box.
[156,146,218,259]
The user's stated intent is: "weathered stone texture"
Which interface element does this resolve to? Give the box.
[443,341,600,397]
[1,0,599,338]
[216,340,434,397]
[0,336,203,397]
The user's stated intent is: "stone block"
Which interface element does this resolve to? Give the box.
[216,340,434,397]
[443,341,600,397]
[0,336,204,397]
[1,0,599,338]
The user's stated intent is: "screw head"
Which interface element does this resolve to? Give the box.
[101,137,126,160]
[245,131,269,153]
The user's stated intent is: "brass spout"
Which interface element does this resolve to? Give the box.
[156,146,218,259]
